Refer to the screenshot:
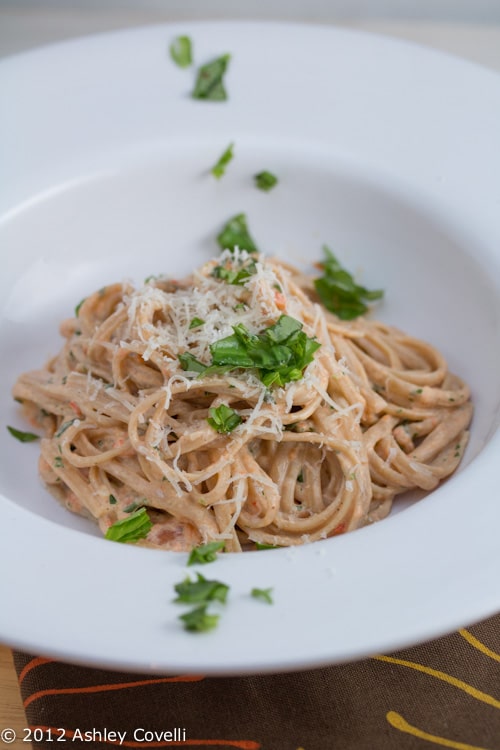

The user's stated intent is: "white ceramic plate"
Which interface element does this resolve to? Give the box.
[0,21,499,674]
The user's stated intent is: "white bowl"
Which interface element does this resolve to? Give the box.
[0,21,499,674]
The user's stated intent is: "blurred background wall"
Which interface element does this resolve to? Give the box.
[1,0,499,21]
[1,0,499,65]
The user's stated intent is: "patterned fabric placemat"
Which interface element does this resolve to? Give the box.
[14,614,500,750]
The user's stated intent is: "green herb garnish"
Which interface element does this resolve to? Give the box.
[207,404,242,434]
[123,500,143,513]
[211,142,234,178]
[174,573,229,604]
[169,35,192,68]
[105,507,152,544]
[53,456,64,468]
[109,494,117,505]
[178,352,207,374]
[314,246,383,320]
[179,605,220,632]
[192,54,230,101]
[251,587,273,604]
[209,315,320,388]
[217,213,259,254]
[55,419,77,438]
[7,426,40,443]
[212,257,257,285]
[179,315,320,388]
[74,298,86,317]
[189,317,205,329]
[187,540,226,565]
[255,542,280,550]
[255,170,278,191]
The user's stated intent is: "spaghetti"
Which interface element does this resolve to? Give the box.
[12,250,472,551]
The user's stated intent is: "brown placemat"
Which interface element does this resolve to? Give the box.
[13,614,500,750]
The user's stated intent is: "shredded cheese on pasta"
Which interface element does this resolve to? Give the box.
[12,252,472,551]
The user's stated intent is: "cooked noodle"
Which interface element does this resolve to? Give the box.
[12,251,472,551]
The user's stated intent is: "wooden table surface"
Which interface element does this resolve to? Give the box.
[0,645,31,748]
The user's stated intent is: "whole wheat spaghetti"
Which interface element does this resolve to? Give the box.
[12,250,472,552]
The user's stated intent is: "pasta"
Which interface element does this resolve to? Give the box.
[12,250,472,552]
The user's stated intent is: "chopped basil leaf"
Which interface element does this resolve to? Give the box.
[217,213,259,254]
[169,35,192,68]
[189,317,205,329]
[74,298,86,317]
[207,404,242,434]
[187,540,226,565]
[251,587,273,604]
[211,142,234,178]
[179,604,220,632]
[178,352,207,374]
[209,315,320,388]
[7,426,40,443]
[212,257,257,286]
[192,54,230,101]
[123,500,143,513]
[109,494,117,505]
[105,507,152,544]
[174,573,229,604]
[314,246,384,320]
[180,315,319,388]
[255,542,280,550]
[255,170,278,191]
[55,419,77,438]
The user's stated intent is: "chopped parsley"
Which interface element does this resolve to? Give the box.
[211,142,234,178]
[314,246,384,320]
[7,426,40,443]
[105,507,152,544]
[254,170,278,191]
[169,35,192,68]
[179,605,220,632]
[189,317,205,329]
[187,540,226,565]
[251,587,273,604]
[192,54,230,101]
[217,213,259,254]
[174,573,229,604]
[53,456,64,468]
[207,404,242,434]
[173,552,277,632]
